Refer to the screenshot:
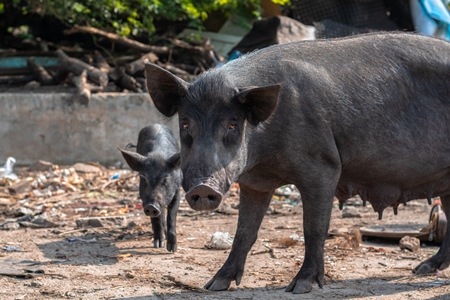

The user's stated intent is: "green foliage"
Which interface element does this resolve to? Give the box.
[1,0,289,36]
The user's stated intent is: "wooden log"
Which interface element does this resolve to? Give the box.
[0,75,35,85]
[26,58,53,85]
[72,70,90,105]
[94,50,111,73]
[125,52,158,75]
[172,63,201,75]
[119,73,142,92]
[56,49,109,87]
[108,67,141,92]
[107,67,123,83]
[135,77,146,92]
[156,62,190,76]
[64,25,169,56]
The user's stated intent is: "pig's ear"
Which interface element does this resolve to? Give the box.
[145,63,189,117]
[236,84,281,126]
[167,153,181,169]
[117,147,145,171]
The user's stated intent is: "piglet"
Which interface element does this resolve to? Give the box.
[119,124,181,252]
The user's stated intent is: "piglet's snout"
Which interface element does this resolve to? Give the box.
[144,203,161,217]
[186,184,222,211]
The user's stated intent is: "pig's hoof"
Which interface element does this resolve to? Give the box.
[204,277,232,291]
[153,239,164,248]
[166,234,176,252]
[166,242,177,252]
[285,279,312,294]
[412,254,450,275]
[413,263,434,275]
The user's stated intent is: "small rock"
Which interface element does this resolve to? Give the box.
[399,235,420,252]
[65,291,76,298]
[71,163,102,174]
[7,180,32,195]
[342,211,362,218]
[29,160,54,172]
[30,281,43,287]
[126,221,138,229]
[1,221,20,230]
[76,216,126,228]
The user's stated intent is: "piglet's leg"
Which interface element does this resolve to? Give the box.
[151,209,166,248]
[413,195,450,274]
[204,186,273,291]
[166,189,181,252]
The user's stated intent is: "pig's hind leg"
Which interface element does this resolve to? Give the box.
[204,186,273,291]
[166,189,181,252]
[413,194,450,274]
[151,210,166,248]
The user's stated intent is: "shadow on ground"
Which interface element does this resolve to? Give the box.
[110,275,450,300]
[37,227,159,266]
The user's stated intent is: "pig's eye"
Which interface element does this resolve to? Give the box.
[228,122,237,131]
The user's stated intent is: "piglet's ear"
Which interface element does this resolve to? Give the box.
[145,63,189,117]
[167,153,181,169]
[117,147,146,172]
[236,84,281,126]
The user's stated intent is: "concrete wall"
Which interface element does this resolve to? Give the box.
[0,93,179,166]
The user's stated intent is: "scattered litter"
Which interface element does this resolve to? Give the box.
[0,157,18,184]
[278,234,303,248]
[116,253,132,259]
[19,216,59,228]
[274,185,300,197]
[0,268,36,278]
[428,201,447,243]
[3,246,21,252]
[110,173,120,180]
[364,247,386,253]
[399,235,420,252]
[206,232,233,250]
[328,228,361,249]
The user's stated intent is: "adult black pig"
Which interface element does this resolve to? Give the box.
[144,33,450,293]
[118,124,181,252]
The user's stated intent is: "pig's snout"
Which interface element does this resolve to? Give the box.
[144,203,161,217]
[186,185,222,211]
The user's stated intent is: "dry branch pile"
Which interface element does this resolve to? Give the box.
[1,26,224,104]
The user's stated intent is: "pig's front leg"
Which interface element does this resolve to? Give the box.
[204,186,273,291]
[285,171,338,294]
[166,189,181,252]
[151,209,166,248]
[413,195,450,274]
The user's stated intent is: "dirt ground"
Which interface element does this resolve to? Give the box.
[1,167,450,300]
